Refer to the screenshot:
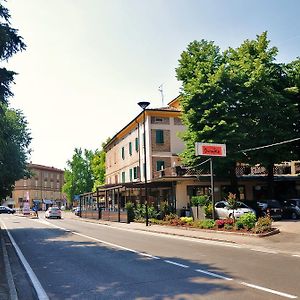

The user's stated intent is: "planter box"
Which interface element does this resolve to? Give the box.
[191,206,206,220]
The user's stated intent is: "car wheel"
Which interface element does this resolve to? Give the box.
[291,212,297,220]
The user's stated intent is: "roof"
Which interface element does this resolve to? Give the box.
[28,163,64,173]
[103,106,182,150]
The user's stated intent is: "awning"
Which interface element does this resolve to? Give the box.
[43,200,53,204]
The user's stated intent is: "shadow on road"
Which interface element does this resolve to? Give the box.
[6,225,242,300]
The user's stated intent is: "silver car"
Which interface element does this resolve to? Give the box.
[214,201,256,219]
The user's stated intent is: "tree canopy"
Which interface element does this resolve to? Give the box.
[176,32,300,196]
[0,2,31,199]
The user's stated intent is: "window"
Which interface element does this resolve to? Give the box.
[133,167,138,179]
[156,130,164,144]
[121,172,126,183]
[129,142,132,156]
[121,147,125,160]
[35,180,38,187]
[135,137,139,152]
[129,169,133,181]
[156,160,165,171]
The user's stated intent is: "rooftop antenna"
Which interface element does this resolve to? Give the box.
[158,83,164,107]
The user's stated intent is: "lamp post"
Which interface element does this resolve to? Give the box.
[138,101,150,226]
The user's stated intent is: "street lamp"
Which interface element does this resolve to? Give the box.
[138,101,150,226]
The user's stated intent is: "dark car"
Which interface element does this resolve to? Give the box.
[0,206,16,214]
[257,199,283,220]
[282,199,300,220]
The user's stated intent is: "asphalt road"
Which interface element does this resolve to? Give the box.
[1,213,299,300]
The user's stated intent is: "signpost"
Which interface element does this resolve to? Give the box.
[195,143,226,220]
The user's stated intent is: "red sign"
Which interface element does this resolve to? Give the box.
[195,143,226,157]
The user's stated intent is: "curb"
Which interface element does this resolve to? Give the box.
[0,226,18,300]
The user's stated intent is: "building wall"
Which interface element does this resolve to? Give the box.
[12,164,64,208]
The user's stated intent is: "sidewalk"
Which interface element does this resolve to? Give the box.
[64,212,300,256]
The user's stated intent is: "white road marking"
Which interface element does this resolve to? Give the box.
[240,282,298,299]
[292,254,300,258]
[250,248,278,254]
[0,220,49,300]
[195,269,233,281]
[28,218,298,299]
[164,260,189,268]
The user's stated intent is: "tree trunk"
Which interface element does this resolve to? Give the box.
[267,163,275,199]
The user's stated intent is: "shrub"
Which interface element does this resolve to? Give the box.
[125,202,135,222]
[134,204,159,221]
[253,216,272,233]
[235,219,244,230]
[238,213,257,230]
[149,218,163,225]
[204,203,213,219]
[215,219,225,228]
[180,217,194,224]
[164,213,178,222]
[224,224,233,230]
[160,201,172,219]
[196,219,215,229]
[224,218,234,225]
[191,195,210,207]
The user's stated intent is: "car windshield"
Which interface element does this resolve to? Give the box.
[236,202,248,208]
[266,200,281,208]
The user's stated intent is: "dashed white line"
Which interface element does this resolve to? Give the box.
[240,282,298,299]
[250,248,278,254]
[195,269,233,281]
[164,260,189,268]
[292,254,300,258]
[30,218,298,299]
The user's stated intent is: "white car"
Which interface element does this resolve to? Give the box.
[45,207,62,219]
[214,201,256,219]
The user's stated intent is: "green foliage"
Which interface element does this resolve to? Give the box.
[237,212,257,230]
[191,195,209,207]
[125,202,135,222]
[196,219,215,229]
[253,216,273,233]
[62,148,94,204]
[180,217,194,224]
[176,32,300,195]
[134,204,159,221]
[0,3,31,198]
[90,138,110,191]
[159,201,173,219]
[204,203,213,219]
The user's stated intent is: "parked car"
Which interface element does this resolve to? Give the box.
[282,199,300,220]
[214,201,256,219]
[45,207,62,219]
[257,199,283,220]
[0,206,16,214]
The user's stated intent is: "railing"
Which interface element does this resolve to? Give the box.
[153,164,294,179]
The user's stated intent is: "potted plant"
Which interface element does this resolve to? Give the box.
[190,195,209,220]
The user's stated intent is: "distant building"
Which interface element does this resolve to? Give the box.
[11,163,65,209]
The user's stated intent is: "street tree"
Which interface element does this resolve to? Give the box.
[0,2,31,199]
[176,32,300,198]
[62,148,94,206]
[91,138,110,191]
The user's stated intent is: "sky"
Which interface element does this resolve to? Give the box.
[4,0,300,170]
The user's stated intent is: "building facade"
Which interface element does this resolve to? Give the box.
[12,163,65,209]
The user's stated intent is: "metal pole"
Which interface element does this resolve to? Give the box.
[142,109,149,226]
[210,158,215,220]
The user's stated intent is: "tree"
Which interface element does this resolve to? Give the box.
[91,142,107,191]
[0,2,31,199]
[62,148,94,205]
[176,32,300,198]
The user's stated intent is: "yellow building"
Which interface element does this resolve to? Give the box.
[12,163,65,209]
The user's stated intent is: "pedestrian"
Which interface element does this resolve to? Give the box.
[33,205,39,218]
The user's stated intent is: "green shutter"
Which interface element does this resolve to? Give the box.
[129,169,132,181]
[156,130,164,144]
[122,172,125,183]
[121,147,125,160]
[135,137,139,152]
[129,142,132,155]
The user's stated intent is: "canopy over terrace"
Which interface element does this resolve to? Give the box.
[79,180,177,222]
